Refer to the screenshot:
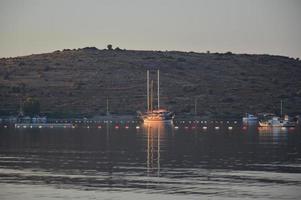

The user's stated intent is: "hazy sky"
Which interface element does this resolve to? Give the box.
[0,0,300,58]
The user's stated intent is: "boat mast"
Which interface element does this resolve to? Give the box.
[147,70,150,112]
[106,97,109,116]
[194,97,197,116]
[157,70,160,109]
[150,80,154,112]
[280,100,283,117]
[18,98,24,117]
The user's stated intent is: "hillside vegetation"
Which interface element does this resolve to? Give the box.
[1,47,301,118]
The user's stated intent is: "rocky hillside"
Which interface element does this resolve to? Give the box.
[1,47,301,118]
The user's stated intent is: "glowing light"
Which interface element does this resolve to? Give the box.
[202,126,207,130]
[228,126,233,130]
[214,126,220,130]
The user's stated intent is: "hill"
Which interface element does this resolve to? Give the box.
[1,47,301,118]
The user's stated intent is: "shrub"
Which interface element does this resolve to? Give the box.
[82,47,98,51]
[11,86,21,93]
[3,72,9,80]
[19,62,25,66]
[177,57,186,62]
[44,65,50,71]
[23,97,40,117]
[107,44,113,50]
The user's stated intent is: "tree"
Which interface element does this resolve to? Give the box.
[23,97,40,117]
[107,44,113,50]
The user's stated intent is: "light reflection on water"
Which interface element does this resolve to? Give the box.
[0,123,301,199]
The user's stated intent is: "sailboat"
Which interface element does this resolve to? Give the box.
[139,70,175,123]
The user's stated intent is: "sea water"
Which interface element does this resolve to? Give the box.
[0,122,300,200]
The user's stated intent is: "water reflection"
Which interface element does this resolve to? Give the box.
[257,127,289,145]
[143,122,168,177]
[258,127,288,134]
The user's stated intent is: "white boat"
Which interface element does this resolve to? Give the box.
[139,70,175,123]
[259,115,295,127]
[258,101,296,127]
[242,113,258,123]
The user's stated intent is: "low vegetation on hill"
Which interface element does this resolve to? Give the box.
[1,46,301,118]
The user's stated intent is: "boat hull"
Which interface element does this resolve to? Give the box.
[259,121,295,127]
[142,115,174,123]
[242,118,258,122]
[242,114,258,123]
[143,119,173,123]
[140,110,175,124]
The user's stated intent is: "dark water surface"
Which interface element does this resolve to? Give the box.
[0,122,301,199]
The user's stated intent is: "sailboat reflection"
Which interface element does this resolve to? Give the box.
[257,127,289,145]
[258,126,289,134]
[143,122,167,177]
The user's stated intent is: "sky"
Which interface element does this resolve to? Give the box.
[0,0,301,58]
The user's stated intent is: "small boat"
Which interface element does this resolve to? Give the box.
[258,100,296,127]
[242,113,258,123]
[259,115,296,127]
